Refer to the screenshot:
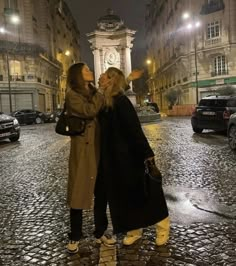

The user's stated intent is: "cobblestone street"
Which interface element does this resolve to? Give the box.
[0,117,235,266]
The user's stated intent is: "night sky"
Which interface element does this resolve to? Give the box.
[65,0,148,71]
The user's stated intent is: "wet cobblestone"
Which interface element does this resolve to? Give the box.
[0,118,235,265]
[144,118,236,207]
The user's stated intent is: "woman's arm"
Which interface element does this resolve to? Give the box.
[126,69,144,84]
[66,90,104,119]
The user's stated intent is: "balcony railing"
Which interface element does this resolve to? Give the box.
[4,8,19,16]
[211,69,228,77]
[0,40,45,55]
[10,75,25,81]
[0,74,47,83]
[0,41,62,69]
[205,37,222,47]
[200,0,225,15]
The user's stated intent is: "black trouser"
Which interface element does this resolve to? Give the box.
[93,175,108,239]
[69,208,83,241]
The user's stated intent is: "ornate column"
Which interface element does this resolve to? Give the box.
[124,46,132,79]
[93,48,102,86]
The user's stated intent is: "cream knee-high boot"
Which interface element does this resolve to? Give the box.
[156,216,170,246]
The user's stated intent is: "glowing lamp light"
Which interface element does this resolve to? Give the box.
[195,21,201,28]
[182,12,190,20]
[10,15,20,24]
[0,27,6,34]
[187,23,193,30]
[65,50,71,56]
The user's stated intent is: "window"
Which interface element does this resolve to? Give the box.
[4,0,18,10]
[227,99,236,107]
[213,55,227,76]
[199,99,227,107]
[10,60,22,78]
[201,0,224,14]
[207,21,220,39]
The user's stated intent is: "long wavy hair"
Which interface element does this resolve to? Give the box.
[103,67,127,107]
[66,62,86,92]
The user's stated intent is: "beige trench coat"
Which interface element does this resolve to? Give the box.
[65,89,104,209]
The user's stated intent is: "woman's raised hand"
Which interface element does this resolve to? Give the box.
[127,69,144,82]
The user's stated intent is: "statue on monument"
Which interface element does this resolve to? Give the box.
[104,49,120,70]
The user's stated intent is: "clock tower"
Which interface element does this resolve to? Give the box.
[87,9,136,87]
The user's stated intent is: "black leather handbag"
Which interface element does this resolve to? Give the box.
[144,159,162,197]
[55,105,87,136]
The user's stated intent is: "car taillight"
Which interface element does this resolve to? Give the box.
[223,110,231,119]
[192,107,197,116]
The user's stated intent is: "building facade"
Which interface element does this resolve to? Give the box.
[0,0,80,113]
[146,0,236,113]
[87,9,135,86]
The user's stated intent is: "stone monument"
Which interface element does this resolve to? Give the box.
[87,9,137,104]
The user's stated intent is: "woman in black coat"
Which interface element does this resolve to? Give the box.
[94,67,170,246]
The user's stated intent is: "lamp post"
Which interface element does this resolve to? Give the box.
[146,59,154,101]
[59,49,71,106]
[182,12,201,104]
[194,33,199,104]
[1,9,20,113]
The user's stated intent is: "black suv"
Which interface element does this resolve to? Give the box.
[11,109,46,125]
[191,95,236,133]
[0,112,20,142]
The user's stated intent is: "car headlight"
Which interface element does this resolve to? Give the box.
[13,118,19,125]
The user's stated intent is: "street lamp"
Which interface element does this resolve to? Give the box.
[0,27,5,33]
[1,10,20,113]
[182,12,201,104]
[146,58,156,103]
[65,50,71,56]
[10,14,20,24]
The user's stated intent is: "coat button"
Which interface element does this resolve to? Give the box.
[91,176,94,179]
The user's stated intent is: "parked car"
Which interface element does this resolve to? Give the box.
[191,95,236,133]
[0,112,20,142]
[227,113,236,151]
[11,109,46,125]
[146,102,160,113]
[44,109,62,123]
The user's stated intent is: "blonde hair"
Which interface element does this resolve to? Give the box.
[103,67,127,107]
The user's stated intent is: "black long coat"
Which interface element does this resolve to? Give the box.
[98,94,169,234]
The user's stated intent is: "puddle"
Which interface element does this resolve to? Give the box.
[164,186,233,224]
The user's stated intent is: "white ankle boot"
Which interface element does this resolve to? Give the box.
[96,235,117,247]
[123,229,143,245]
[156,217,170,246]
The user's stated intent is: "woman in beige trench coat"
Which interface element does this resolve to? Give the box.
[65,63,142,253]
[65,62,105,253]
